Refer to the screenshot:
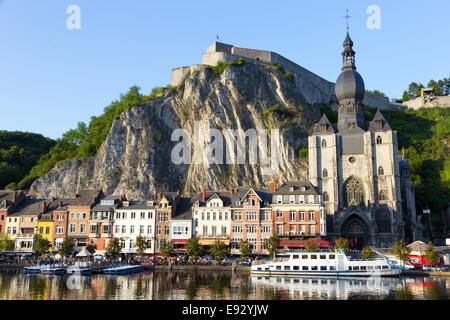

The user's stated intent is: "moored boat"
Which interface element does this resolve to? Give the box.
[250,251,400,277]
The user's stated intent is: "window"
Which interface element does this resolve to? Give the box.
[147,226,152,235]
[321,139,327,147]
[232,225,243,233]
[376,135,382,144]
[221,226,227,236]
[311,255,317,259]
[39,227,43,234]
[329,255,335,259]
[347,122,355,129]
[321,124,327,132]
[299,211,305,221]
[122,225,126,234]
[247,212,257,221]
[203,226,208,235]
[130,226,135,234]
[293,266,299,270]
[56,226,64,234]
[45,227,50,234]
[320,255,326,259]
[323,192,329,202]
[302,266,309,271]
[289,211,296,221]
[82,213,86,219]
[207,212,210,220]
[375,120,382,130]
[284,266,290,270]
[156,226,161,235]
[246,225,257,234]
[141,212,145,219]
[290,195,295,204]
[308,212,315,221]
[219,212,222,220]
[322,168,328,178]
[165,226,169,235]
[213,212,216,220]
[140,225,144,234]
[147,212,153,219]
[103,225,111,234]
[378,166,384,175]
[211,226,216,236]
[261,225,271,233]
[233,212,242,221]
[276,210,282,219]
[69,224,76,233]
[293,255,299,260]
[276,266,282,270]
[115,225,119,234]
[320,266,327,271]
[347,103,354,112]
[277,195,282,204]
[311,266,318,271]
[379,191,387,201]
[302,255,308,260]
[309,225,315,234]
[224,212,228,220]
[80,224,86,233]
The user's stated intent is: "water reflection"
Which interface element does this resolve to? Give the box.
[0,269,448,300]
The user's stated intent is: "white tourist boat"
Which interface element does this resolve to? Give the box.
[250,251,400,277]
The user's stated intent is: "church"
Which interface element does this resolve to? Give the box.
[308,31,420,249]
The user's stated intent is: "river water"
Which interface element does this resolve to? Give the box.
[0,269,448,300]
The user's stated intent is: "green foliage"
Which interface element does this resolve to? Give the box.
[333,237,349,252]
[263,234,280,259]
[392,239,411,266]
[58,238,76,257]
[185,238,204,258]
[34,234,52,256]
[319,103,338,124]
[208,240,230,260]
[134,235,148,255]
[263,104,294,122]
[361,247,375,259]
[427,77,450,97]
[297,146,308,158]
[424,241,439,265]
[106,238,122,258]
[207,58,244,77]
[0,131,55,189]
[305,239,319,252]
[160,240,175,258]
[272,63,294,83]
[0,233,14,252]
[365,89,386,97]
[238,240,253,259]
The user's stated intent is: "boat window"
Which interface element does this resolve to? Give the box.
[330,280,336,284]
[302,255,308,259]
[303,279,309,284]
[382,265,389,269]
[320,255,326,259]
[276,266,282,270]
[353,266,360,271]
[311,266,318,270]
[302,266,309,271]
[293,266,299,270]
[368,266,374,270]
[329,255,335,259]
[330,266,336,271]
[321,280,327,285]
[292,255,299,260]
[312,280,318,284]
[361,266,367,270]
[348,266,352,270]
[284,266,290,270]
[311,255,317,259]
[375,266,381,270]
[257,267,262,271]
[285,279,290,283]
[294,279,300,283]
[276,278,282,283]
[320,266,327,271]
[265,268,269,271]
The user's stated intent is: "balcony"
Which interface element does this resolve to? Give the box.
[101,232,113,238]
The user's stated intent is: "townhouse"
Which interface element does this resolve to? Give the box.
[171,197,193,254]
[0,190,25,234]
[113,199,156,255]
[88,195,123,254]
[191,190,232,247]
[67,189,103,249]
[230,187,273,254]
[50,199,71,251]
[270,181,327,249]
[155,191,179,253]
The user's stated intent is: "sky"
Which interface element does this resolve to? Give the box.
[0,0,449,139]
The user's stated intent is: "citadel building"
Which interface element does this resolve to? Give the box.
[308,31,420,249]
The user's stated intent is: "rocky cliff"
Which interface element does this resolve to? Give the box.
[30,61,327,199]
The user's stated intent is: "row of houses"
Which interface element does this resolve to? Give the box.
[0,180,327,256]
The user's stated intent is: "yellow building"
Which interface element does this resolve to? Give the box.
[37,213,54,245]
[4,214,21,240]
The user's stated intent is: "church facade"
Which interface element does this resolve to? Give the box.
[308,31,420,248]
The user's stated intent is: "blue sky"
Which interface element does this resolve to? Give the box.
[0,0,449,139]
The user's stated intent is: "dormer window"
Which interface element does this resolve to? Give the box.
[347,103,354,113]
[301,187,306,191]
[338,104,344,113]
[321,124,327,132]
[289,187,294,191]
[347,122,355,129]
[123,201,129,207]
[322,139,327,147]
[277,195,282,204]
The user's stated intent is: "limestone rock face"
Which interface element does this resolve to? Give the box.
[29,62,325,199]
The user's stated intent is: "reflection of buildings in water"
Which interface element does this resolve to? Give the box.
[403,277,450,299]
[250,276,401,300]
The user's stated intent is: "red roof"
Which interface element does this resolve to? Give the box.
[171,239,189,244]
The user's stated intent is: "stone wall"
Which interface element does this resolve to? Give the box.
[403,96,450,110]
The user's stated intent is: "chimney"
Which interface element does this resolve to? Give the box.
[270,181,277,193]
[157,192,162,202]
[12,191,17,203]
[202,189,206,202]
[59,201,63,208]
[230,188,234,195]
[51,197,55,202]
[41,202,46,214]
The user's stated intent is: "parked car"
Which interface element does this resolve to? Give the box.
[221,258,233,263]
[403,261,415,270]
[422,265,433,271]
[242,259,252,266]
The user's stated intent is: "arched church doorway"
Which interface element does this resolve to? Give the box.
[341,215,370,250]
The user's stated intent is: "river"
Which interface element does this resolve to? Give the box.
[0,269,448,300]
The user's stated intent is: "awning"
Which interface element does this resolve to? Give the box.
[171,239,189,244]
[279,238,331,248]
[198,239,230,246]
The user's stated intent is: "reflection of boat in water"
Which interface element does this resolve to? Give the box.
[251,251,400,277]
[66,262,93,275]
[39,264,66,275]
[103,264,144,275]
[251,275,401,299]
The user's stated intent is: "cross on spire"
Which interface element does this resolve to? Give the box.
[344,9,352,30]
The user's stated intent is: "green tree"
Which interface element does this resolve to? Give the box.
[208,240,230,260]
[424,241,439,266]
[159,240,175,258]
[106,238,122,259]
[305,239,319,252]
[134,235,148,256]
[0,233,14,251]
[85,244,97,255]
[392,239,411,267]
[402,90,412,102]
[34,234,52,256]
[263,234,280,260]
[361,247,375,259]
[407,82,424,99]
[333,237,349,251]
[185,238,204,258]
[58,238,76,258]
[238,240,253,259]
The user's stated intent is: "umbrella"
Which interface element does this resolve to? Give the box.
[54,253,62,260]
[76,248,93,257]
